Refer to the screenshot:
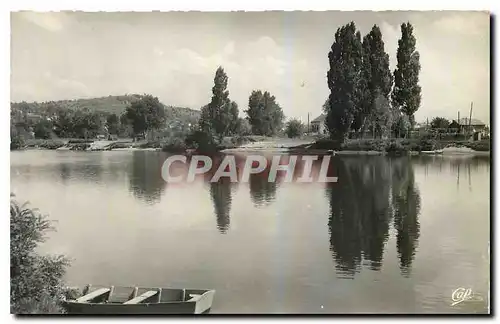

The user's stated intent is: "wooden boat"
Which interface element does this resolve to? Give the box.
[62,285,215,314]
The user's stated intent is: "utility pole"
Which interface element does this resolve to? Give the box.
[469,101,473,136]
[307,112,310,133]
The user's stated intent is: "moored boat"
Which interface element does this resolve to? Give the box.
[62,285,215,314]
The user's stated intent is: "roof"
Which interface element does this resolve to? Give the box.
[457,118,485,126]
[311,114,326,123]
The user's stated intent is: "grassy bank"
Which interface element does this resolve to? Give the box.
[306,138,490,155]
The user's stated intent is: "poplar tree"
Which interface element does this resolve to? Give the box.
[325,22,363,141]
[392,22,421,128]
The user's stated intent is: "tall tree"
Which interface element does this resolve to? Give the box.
[325,22,363,141]
[106,113,120,135]
[199,67,238,142]
[33,119,53,139]
[124,94,166,139]
[245,90,285,136]
[228,101,240,135]
[430,117,450,129]
[392,22,421,128]
[359,25,394,137]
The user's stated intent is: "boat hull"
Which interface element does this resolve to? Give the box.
[63,301,211,315]
[62,286,215,315]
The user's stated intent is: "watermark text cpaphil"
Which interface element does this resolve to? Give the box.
[161,154,338,183]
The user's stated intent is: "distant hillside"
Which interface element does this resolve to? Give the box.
[11,94,201,123]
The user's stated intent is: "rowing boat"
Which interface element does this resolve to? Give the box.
[62,285,215,314]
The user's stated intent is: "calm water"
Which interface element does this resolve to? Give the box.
[10,150,490,314]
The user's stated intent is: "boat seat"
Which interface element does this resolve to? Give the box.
[187,294,201,302]
[124,290,158,304]
[76,288,111,303]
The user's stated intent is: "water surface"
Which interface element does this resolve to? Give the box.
[10,150,490,314]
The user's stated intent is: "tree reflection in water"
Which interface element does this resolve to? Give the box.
[128,151,167,204]
[325,156,421,278]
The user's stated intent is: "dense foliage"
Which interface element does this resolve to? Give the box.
[245,90,285,136]
[124,94,166,139]
[392,22,422,128]
[10,95,201,147]
[10,195,70,314]
[430,117,450,129]
[325,22,363,141]
[325,21,421,142]
[198,67,240,143]
[285,119,305,138]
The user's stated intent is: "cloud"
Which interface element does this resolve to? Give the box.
[10,12,491,124]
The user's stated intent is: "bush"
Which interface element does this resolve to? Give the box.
[417,139,441,151]
[11,135,25,150]
[386,140,408,155]
[285,119,304,138]
[10,195,70,314]
[185,130,218,153]
[464,140,490,152]
[39,140,65,150]
[341,139,388,152]
[162,137,187,153]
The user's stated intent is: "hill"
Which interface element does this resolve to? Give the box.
[10,94,201,123]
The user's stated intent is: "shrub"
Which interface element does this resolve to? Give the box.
[341,139,388,152]
[285,119,304,138]
[162,137,187,153]
[39,140,65,150]
[417,139,441,151]
[386,140,408,155]
[464,140,490,152]
[10,195,70,314]
[11,135,25,150]
[185,130,218,153]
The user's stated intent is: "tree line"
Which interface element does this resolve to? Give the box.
[11,67,305,150]
[12,21,425,149]
[324,22,421,142]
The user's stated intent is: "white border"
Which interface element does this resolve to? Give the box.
[3,1,498,323]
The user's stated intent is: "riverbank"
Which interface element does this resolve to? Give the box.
[287,138,491,156]
[13,135,273,153]
[12,137,490,157]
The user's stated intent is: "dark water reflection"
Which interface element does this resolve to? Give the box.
[325,157,395,277]
[10,151,490,313]
[128,152,167,204]
[208,177,234,234]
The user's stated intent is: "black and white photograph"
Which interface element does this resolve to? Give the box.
[8,6,492,315]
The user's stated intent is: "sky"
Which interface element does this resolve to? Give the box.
[11,11,490,124]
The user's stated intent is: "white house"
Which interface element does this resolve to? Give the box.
[310,114,327,135]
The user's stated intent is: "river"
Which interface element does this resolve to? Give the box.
[10,150,490,314]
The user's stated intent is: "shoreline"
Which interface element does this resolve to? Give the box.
[12,138,491,157]
[13,146,490,157]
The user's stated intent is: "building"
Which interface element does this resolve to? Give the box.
[448,118,488,140]
[456,118,487,133]
[310,114,327,135]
